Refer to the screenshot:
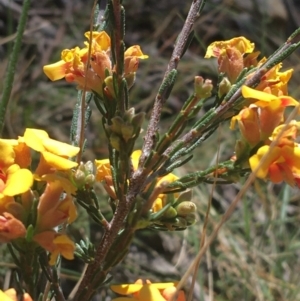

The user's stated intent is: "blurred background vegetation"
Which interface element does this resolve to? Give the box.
[1,0,300,300]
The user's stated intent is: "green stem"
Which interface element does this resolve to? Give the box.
[0,0,31,136]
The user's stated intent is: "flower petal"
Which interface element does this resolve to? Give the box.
[3,165,33,196]
[139,285,166,301]
[43,60,70,81]
[111,284,143,295]
[42,138,80,157]
[0,140,15,167]
[23,128,49,152]
[249,145,282,179]
[42,151,78,170]
[242,86,276,103]
[125,46,148,59]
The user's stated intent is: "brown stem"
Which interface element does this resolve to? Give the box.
[72,1,205,300]
[138,0,204,167]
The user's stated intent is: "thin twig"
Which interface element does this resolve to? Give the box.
[138,0,204,167]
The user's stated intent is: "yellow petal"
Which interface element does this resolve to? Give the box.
[43,60,69,81]
[125,45,149,59]
[0,140,15,167]
[139,285,166,301]
[249,145,281,179]
[42,138,80,157]
[131,150,142,170]
[95,158,111,181]
[242,86,276,102]
[3,165,33,196]
[42,151,78,170]
[3,288,17,301]
[111,284,143,295]
[0,290,16,301]
[205,37,254,58]
[85,31,111,51]
[53,234,75,260]
[24,128,49,152]
[150,282,177,289]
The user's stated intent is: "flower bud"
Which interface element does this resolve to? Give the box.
[194,76,213,99]
[173,217,187,228]
[73,169,86,187]
[109,133,121,151]
[162,207,177,219]
[121,124,135,142]
[185,213,197,225]
[176,201,197,217]
[218,77,232,98]
[85,174,95,186]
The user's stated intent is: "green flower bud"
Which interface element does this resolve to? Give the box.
[124,107,135,122]
[162,207,177,219]
[109,133,121,151]
[111,116,124,135]
[78,162,86,172]
[121,124,135,142]
[104,76,116,98]
[194,76,213,99]
[176,201,197,217]
[85,174,95,186]
[185,213,197,225]
[74,169,86,187]
[131,112,145,128]
[124,72,136,89]
[218,77,231,98]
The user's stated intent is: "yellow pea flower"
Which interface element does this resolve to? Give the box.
[0,140,33,199]
[43,31,148,94]
[111,279,185,301]
[23,128,79,177]
[249,122,300,186]
[33,231,75,265]
[205,36,255,82]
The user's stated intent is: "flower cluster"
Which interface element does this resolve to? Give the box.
[95,150,197,230]
[0,128,79,265]
[43,31,148,96]
[111,279,186,301]
[206,36,300,186]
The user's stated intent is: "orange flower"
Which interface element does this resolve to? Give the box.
[230,105,260,146]
[36,181,77,232]
[34,231,75,265]
[254,62,293,96]
[43,31,148,94]
[111,279,185,301]
[240,86,298,139]
[124,45,149,74]
[0,212,26,242]
[205,36,255,83]
[249,121,300,186]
